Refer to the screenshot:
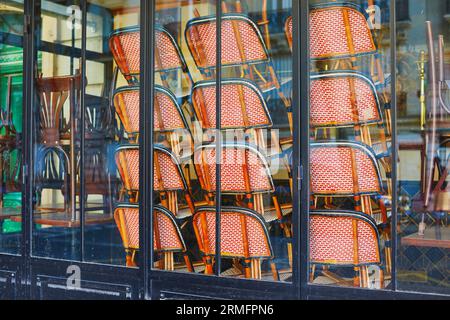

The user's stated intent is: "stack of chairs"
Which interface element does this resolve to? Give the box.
[109,25,195,270]
[285,3,392,288]
[183,1,294,279]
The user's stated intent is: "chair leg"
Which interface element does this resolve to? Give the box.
[270,260,280,281]
[164,252,174,271]
[183,253,195,273]
[310,264,316,283]
[250,259,262,280]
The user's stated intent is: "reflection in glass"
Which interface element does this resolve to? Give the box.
[0,2,24,255]
[397,0,449,295]
[308,0,392,289]
[31,0,140,265]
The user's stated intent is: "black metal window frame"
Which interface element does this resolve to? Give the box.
[0,0,445,300]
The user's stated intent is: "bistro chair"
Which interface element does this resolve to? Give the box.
[109,25,192,96]
[309,210,384,288]
[115,144,195,218]
[308,3,392,135]
[193,206,279,280]
[113,85,193,149]
[191,78,292,190]
[310,71,392,194]
[35,72,82,213]
[114,203,194,271]
[310,141,388,220]
[194,142,292,264]
[185,13,292,132]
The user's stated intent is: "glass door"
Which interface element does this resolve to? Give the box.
[147,0,297,295]
[29,0,142,267]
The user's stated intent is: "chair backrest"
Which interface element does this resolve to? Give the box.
[309,210,381,266]
[310,141,383,196]
[185,14,270,72]
[310,3,376,60]
[109,26,140,83]
[193,206,273,259]
[285,16,293,50]
[191,79,272,130]
[36,73,82,146]
[113,85,189,138]
[109,26,188,83]
[310,71,382,128]
[115,144,188,193]
[114,204,186,252]
[194,143,274,195]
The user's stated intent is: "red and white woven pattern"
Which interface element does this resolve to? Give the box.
[110,31,141,76]
[194,210,271,258]
[195,147,273,193]
[154,91,185,132]
[286,16,293,46]
[114,89,140,134]
[154,150,184,191]
[155,30,183,71]
[193,83,270,129]
[187,19,267,68]
[310,7,375,59]
[310,146,380,195]
[116,148,140,191]
[154,210,184,252]
[309,215,379,265]
[310,76,380,127]
[116,207,140,249]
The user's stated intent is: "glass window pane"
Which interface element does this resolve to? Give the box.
[151,0,216,274]
[397,0,449,295]
[32,0,83,260]
[0,0,24,255]
[85,0,140,266]
[308,0,392,290]
[216,0,293,282]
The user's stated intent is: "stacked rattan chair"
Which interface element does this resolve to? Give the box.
[285,3,391,288]
[109,26,195,270]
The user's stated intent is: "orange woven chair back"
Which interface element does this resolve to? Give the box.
[109,26,140,83]
[113,85,189,139]
[310,3,376,60]
[115,145,140,194]
[193,206,273,259]
[310,71,382,129]
[285,16,293,50]
[194,143,274,194]
[310,141,383,196]
[185,14,270,74]
[109,26,188,84]
[309,210,381,266]
[114,204,186,253]
[115,145,188,193]
[36,72,82,146]
[191,79,272,130]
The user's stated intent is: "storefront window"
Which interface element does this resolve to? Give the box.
[396,0,449,295]
[0,0,24,255]
[308,0,392,290]
[31,0,140,265]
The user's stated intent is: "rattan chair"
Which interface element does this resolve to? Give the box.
[109,25,192,96]
[193,206,278,280]
[115,144,194,218]
[185,13,292,132]
[309,210,384,288]
[114,203,194,271]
